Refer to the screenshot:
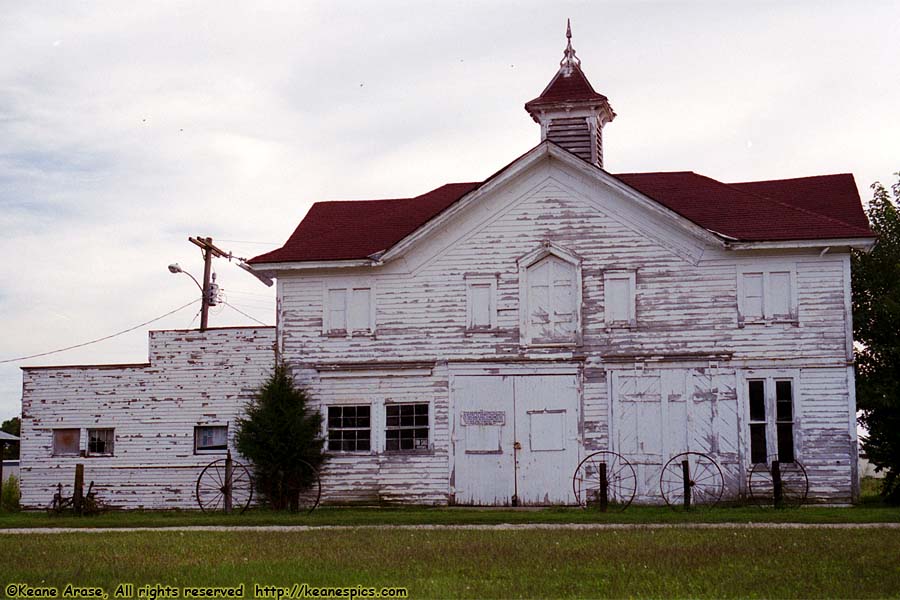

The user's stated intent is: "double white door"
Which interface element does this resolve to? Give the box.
[452,374,579,505]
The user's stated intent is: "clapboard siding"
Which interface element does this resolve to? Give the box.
[279,179,850,367]
[20,327,276,509]
[20,154,859,507]
[277,159,857,504]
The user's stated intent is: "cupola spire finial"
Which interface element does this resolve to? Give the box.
[560,18,580,74]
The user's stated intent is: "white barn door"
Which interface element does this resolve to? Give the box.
[452,373,579,505]
[611,372,664,501]
[514,374,579,505]
[452,375,515,505]
[612,368,741,503]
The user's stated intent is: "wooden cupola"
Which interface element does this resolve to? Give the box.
[525,20,616,168]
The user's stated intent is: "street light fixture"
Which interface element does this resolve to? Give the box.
[167,263,203,292]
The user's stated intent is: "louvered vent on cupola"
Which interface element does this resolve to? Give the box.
[524,20,615,168]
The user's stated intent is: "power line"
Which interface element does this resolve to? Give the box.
[214,239,280,246]
[187,307,203,329]
[222,301,270,326]
[0,300,200,365]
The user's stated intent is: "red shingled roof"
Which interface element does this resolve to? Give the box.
[729,174,871,231]
[249,182,481,264]
[615,172,873,241]
[250,167,873,265]
[525,64,609,109]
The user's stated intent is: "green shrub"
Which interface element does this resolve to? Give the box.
[1,474,21,511]
[236,363,326,511]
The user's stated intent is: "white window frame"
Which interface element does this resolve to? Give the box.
[324,403,373,454]
[736,265,798,326]
[740,369,801,465]
[517,241,583,347]
[194,425,228,454]
[383,401,432,453]
[465,274,498,332]
[603,270,637,328]
[322,278,375,336]
[86,427,115,457]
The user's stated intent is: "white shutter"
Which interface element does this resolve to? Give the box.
[528,259,552,333]
[742,273,764,320]
[468,283,492,329]
[552,260,576,336]
[348,288,371,331]
[604,271,636,326]
[327,289,347,331]
[768,271,792,319]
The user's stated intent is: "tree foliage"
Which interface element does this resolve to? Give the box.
[852,173,900,502]
[1,417,20,460]
[235,363,325,510]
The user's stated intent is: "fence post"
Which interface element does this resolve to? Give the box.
[73,464,84,515]
[772,460,783,509]
[224,450,233,514]
[682,459,692,510]
[599,462,609,512]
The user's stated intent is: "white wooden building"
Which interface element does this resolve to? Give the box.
[20,28,875,508]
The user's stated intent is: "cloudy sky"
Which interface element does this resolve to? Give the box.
[1,1,898,421]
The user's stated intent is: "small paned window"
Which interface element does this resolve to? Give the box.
[195,425,228,454]
[747,378,796,464]
[748,380,767,464]
[775,380,795,463]
[385,403,430,451]
[87,428,114,456]
[52,428,80,456]
[327,405,371,452]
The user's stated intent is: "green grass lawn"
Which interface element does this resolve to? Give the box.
[0,502,898,530]
[2,528,899,599]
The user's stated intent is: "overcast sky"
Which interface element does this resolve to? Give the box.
[1,1,899,421]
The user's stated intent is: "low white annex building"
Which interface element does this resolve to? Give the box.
[20,27,875,508]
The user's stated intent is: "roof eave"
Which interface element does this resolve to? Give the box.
[725,237,877,251]
[247,258,384,275]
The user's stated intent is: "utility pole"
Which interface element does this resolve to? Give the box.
[189,236,229,331]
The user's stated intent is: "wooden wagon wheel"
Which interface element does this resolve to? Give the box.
[195,453,253,513]
[748,457,809,508]
[660,451,725,510]
[572,451,637,511]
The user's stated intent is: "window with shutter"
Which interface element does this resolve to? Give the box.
[737,266,797,325]
[517,243,582,346]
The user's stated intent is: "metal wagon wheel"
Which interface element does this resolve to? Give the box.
[748,457,809,508]
[295,459,323,514]
[572,451,637,511]
[660,451,725,510]
[195,455,254,513]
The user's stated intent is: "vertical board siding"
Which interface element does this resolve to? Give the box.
[20,327,276,509]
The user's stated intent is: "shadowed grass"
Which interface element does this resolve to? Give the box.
[0,502,898,529]
[2,528,899,598]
